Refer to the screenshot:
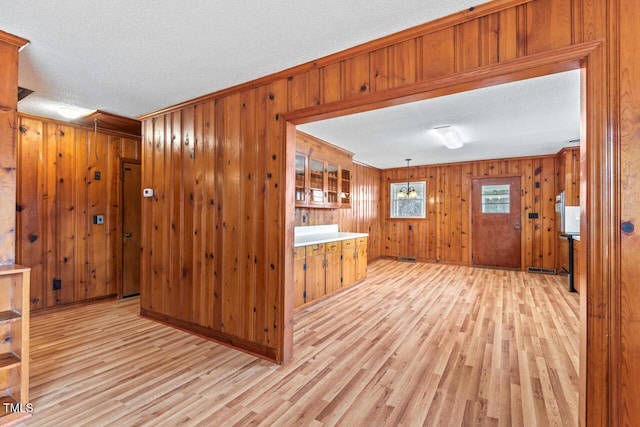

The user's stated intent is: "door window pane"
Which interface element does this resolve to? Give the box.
[481,184,510,213]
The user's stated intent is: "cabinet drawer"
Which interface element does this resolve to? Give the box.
[342,239,355,249]
[325,241,341,252]
[305,243,325,256]
[356,237,367,246]
[294,246,305,260]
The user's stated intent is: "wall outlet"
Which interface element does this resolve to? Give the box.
[94,171,101,180]
[143,188,154,198]
[93,215,104,225]
[53,278,61,290]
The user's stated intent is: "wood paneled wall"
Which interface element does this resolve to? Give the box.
[138,0,634,422]
[15,115,141,311]
[0,31,28,265]
[381,155,557,269]
[140,0,581,362]
[295,162,382,260]
[556,147,580,205]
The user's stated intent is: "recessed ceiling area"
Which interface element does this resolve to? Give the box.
[298,70,581,169]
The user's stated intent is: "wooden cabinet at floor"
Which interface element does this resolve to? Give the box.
[294,238,367,309]
[573,239,580,294]
[0,265,30,424]
[356,237,368,282]
[341,239,357,288]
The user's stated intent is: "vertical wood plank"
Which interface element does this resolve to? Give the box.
[343,53,370,99]
[456,20,481,72]
[221,93,241,336]
[181,107,196,323]
[241,90,257,341]
[56,125,76,305]
[202,100,216,329]
[525,0,573,55]
[170,111,183,320]
[321,63,342,104]
[191,104,205,326]
[16,118,45,310]
[265,80,287,352]
[421,28,456,80]
[140,117,154,310]
[0,41,19,265]
[151,116,167,313]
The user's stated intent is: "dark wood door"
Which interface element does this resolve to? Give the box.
[122,162,141,297]
[472,177,522,269]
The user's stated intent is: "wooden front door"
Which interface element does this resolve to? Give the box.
[122,162,141,297]
[472,177,522,269]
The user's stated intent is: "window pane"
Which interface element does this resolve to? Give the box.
[481,184,510,214]
[390,181,426,218]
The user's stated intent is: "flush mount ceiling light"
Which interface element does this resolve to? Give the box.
[397,158,418,199]
[433,125,464,150]
[58,106,84,119]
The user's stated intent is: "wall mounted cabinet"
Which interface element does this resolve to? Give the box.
[295,131,353,209]
[295,153,350,209]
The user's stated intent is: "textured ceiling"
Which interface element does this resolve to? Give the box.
[1,0,479,119]
[1,1,581,168]
[298,70,581,169]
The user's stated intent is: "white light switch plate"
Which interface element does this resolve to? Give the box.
[143,188,154,198]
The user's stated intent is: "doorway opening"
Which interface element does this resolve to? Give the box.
[284,43,594,424]
[120,160,141,298]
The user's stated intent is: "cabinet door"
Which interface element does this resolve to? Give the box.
[305,244,325,302]
[340,167,351,208]
[356,237,368,282]
[341,239,357,288]
[573,240,580,293]
[295,153,308,206]
[325,242,341,295]
[293,247,306,308]
[326,163,340,207]
[308,158,325,206]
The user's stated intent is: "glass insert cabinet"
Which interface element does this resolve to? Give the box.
[295,152,351,209]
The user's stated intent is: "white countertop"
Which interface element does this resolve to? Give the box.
[294,224,368,247]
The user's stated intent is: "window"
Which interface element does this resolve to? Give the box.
[481,184,510,213]
[390,181,426,218]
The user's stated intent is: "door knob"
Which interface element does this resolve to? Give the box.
[124,232,132,238]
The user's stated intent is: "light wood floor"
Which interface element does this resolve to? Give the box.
[22,260,579,426]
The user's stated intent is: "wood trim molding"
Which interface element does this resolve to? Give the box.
[0,29,29,49]
[139,0,535,120]
[284,40,602,125]
[18,113,142,140]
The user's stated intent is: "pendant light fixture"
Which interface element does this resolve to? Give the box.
[397,159,418,199]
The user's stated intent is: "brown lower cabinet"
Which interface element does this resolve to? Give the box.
[294,237,368,309]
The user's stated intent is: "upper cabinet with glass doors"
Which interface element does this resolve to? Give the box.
[295,131,353,209]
